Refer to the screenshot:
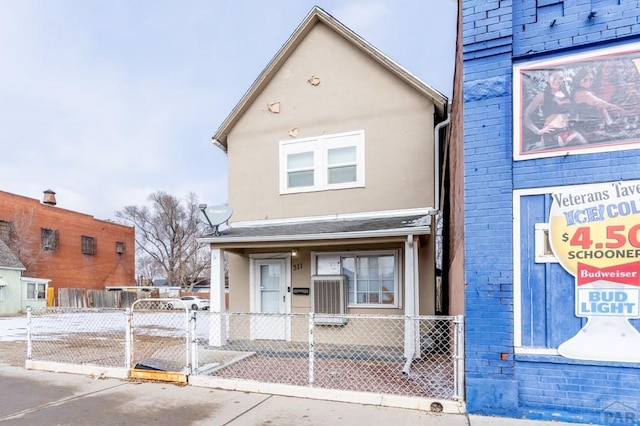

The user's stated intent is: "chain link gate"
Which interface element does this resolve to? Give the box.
[129,298,195,383]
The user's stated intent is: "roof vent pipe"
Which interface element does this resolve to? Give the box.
[42,189,57,206]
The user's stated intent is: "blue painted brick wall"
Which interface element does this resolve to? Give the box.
[463,0,640,422]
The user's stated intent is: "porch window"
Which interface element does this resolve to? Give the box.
[26,282,46,300]
[315,250,400,308]
[279,130,365,194]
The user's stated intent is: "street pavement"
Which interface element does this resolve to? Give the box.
[0,363,591,426]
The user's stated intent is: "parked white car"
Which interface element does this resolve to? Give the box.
[167,296,210,310]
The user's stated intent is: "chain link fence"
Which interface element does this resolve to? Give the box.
[129,299,191,373]
[27,307,127,367]
[196,312,463,400]
[26,304,463,401]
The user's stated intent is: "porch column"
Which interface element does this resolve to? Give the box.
[404,235,420,360]
[208,248,227,347]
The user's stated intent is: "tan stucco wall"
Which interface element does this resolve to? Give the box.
[227,253,250,312]
[227,22,437,222]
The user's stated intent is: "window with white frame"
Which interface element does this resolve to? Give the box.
[279,130,365,194]
[315,250,400,308]
[26,282,46,300]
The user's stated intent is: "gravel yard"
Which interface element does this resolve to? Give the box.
[0,341,27,366]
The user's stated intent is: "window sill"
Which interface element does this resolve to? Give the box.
[348,305,400,309]
[515,353,640,369]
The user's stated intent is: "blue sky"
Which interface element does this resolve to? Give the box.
[0,0,457,221]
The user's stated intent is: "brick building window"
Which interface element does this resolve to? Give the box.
[41,228,59,250]
[115,242,125,254]
[0,220,13,244]
[81,235,96,255]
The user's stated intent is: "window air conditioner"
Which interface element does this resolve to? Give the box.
[311,275,348,325]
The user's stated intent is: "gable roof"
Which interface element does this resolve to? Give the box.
[212,6,448,152]
[0,239,24,270]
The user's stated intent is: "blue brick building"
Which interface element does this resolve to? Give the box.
[462,1,640,424]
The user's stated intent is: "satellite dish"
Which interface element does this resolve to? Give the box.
[199,204,233,236]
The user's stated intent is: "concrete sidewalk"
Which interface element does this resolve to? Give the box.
[0,364,588,426]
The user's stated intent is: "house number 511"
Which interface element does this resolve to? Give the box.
[293,263,303,271]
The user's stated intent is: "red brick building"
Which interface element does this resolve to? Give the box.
[0,190,135,298]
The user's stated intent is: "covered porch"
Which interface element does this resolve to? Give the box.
[199,209,439,364]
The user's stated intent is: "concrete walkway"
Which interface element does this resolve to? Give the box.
[0,364,591,426]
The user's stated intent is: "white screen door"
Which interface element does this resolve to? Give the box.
[251,258,289,340]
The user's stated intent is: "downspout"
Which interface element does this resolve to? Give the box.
[403,111,450,377]
[401,355,413,376]
[402,234,416,376]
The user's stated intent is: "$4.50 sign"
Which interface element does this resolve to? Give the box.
[549,180,640,275]
[564,225,640,250]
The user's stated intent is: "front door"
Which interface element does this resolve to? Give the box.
[251,258,289,340]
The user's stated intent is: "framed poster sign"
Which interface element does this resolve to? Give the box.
[548,179,640,362]
[514,42,640,160]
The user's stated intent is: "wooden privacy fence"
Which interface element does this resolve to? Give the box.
[57,288,160,308]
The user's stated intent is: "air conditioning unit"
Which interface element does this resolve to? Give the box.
[311,275,348,325]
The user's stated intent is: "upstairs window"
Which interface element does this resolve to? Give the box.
[41,228,59,251]
[81,235,96,255]
[280,130,365,194]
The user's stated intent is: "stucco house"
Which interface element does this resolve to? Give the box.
[199,7,448,349]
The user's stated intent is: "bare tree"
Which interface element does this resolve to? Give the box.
[1,207,48,273]
[116,191,210,290]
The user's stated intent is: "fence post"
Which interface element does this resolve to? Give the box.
[208,312,227,347]
[125,308,132,369]
[308,312,315,386]
[190,311,198,374]
[26,306,32,360]
[453,315,465,400]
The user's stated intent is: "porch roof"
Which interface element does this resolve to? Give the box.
[198,214,431,245]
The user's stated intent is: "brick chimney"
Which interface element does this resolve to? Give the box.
[42,189,57,206]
